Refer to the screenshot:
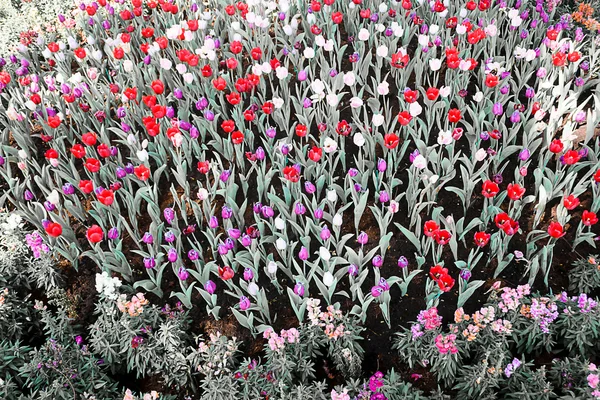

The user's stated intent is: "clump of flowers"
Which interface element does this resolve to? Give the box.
[117,293,149,317]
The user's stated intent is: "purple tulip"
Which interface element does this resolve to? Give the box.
[295,203,306,215]
[225,238,235,250]
[492,103,503,116]
[261,206,274,218]
[177,267,189,280]
[294,282,305,297]
[62,183,75,195]
[266,127,277,138]
[228,228,241,239]
[243,268,254,281]
[409,150,420,163]
[253,202,262,214]
[480,131,490,141]
[304,181,316,194]
[298,69,308,81]
[142,232,154,244]
[44,201,55,212]
[168,248,178,262]
[164,231,176,243]
[379,278,390,291]
[218,244,229,255]
[190,126,200,138]
[241,234,252,247]
[348,264,359,277]
[174,88,183,99]
[372,255,383,268]
[221,206,233,219]
[108,227,119,240]
[525,87,535,98]
[357,231,368,245]
[519,148,531,161]
[205,280,216,294]
[314,208,323,220]
[164,208,175,224]
[143,257,156,269]
[116,167,127,179]
[239,296,251,311]
[0,156,5,166]
[348,168,358,177]
[398,256,408,268]
[188,249,199,261]
[510,111,521,124]
[371,286,384,297]
[299,246,309,261]
[24,190,35,201]
[320,226,331,240]
[256,147,265,160]
[460,269,471,280]
[220,169,231,182]
[379,191,389,203]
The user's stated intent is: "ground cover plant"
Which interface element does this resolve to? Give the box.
[1,0,600,397]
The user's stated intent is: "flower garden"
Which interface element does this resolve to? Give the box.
[1,0,600,398]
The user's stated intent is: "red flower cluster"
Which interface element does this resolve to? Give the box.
[494,212,519,236]
[429,265,455,292]
[423,220,452,245]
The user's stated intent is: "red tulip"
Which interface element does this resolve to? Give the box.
[70,144,86,159]
[283,166,300,182]
[481,180,499,198]
[47,116,61,128]
[82,132,97,146]
[423,220,439,237]
[331,11,343,24]
[45,149,58,159]
[547,222,565,238]
[563,194,580,210]
[197,161,210,174]
[403,89,418,103]
[583,210,598,226]
[426,87,439,101]
[97,143,111,158]
[226,92,241,105]
[123,87,137,101]
[549,139,564,153]
[474,231,490,247]
[212,77,227,91]
[552,52,567,67]
[150,79,164,95]
[250,47,262,60]
[567,52,580,63]
[391,52,410,68]
[384,133,399,149]
[308,146,323,162]
[85,158,101,173]
[429,265,448,280]
[134,165,150,181]
[485,74,499,88]
[433,229,451,245]
[219,265,235,280]
[563,150,580,165]
[97,189,115,206]
[201,65,213,77]
[437,274,455,292]
[594,169,600,183]
[79,180,94,194]
[141,27,154,38]
[74,47,86,59]
[295,124,307,137]
[494,212,511,228]
[397,111,412,126]
[448,108,461,123]
[262,102,274,114]
[86,225,104,243]
[501,219,520,236]
[231,131,244,144]
[547,29,558,40]
[507,183,525,201]
[221,120,235,133]
[45,222,62,237]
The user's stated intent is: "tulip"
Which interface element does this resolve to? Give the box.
[323,271,334,287]
[177,267,189,280]
[320,226,331,240]
[372,255,383,267]
[348,264,359,277]
[305,181,316,194]
[188,249,199,261]
[492,103,503,116]
[398,256,409,268]
[239,296,251,311]
[108,227,119,240]
[168,248,178,262]
[164,208,175,224]
[357,231,369,245]
[371,286,384,297]
[377,158,387,172]
[204,280,216,294]
[241,235,252,247]
[294,282,305,297]
[243,268,254,281]
[142,232,154,244]
[143,257,156,269]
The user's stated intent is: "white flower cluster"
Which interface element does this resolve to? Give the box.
[95,271,122,300]
[0,214,23,234]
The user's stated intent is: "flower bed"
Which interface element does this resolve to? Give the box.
[1,0,600,397]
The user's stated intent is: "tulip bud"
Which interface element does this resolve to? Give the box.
[177,267,189,280]
[204,280,216,294]
[294,282,305,297]
[143,257,156,269]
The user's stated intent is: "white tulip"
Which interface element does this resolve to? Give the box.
[409,102,423,117]
[197,188,209,200]
[376,45,388,57]
[353,132,365,147]
[475,148,487,161]
[275,217,286,230]
[327,190,338,202]
[323,271,334,287]
[343,72,356,86]
[358,28,370,41]
[319,247,331,261]
[372,114,385,126]
[413,154,427,169]
[248,282,259,296]
[350,97,363,108]
[47,190,60,205]
[332,213,343,226]
[267,261,278,274]
[276,238,287,250]
[429,58,442,71]
[377,81,389,96]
